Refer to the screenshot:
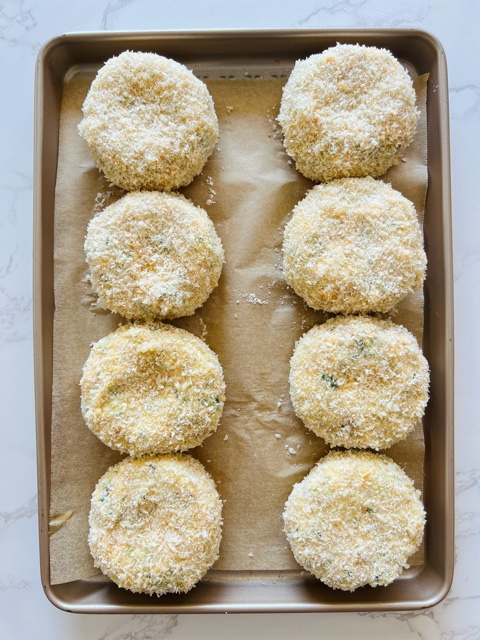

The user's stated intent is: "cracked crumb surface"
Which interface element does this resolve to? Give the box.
[81,322,226,456]
[283,450,425,591]
[79,51,218,191]
[89,454,223,595]
[278,44,418,182]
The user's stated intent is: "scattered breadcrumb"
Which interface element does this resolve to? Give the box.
[198,317,208,341]
[267,114,283,140]
[241,292,268,305]
[205,176,217,206]
[93,190,114,213]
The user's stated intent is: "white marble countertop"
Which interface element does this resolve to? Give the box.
[1,0,478,638]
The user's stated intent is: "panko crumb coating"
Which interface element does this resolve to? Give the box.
[84,191,224,321]
[278,44,418,182]
[88,454,223,596]
[283,450,425,591]
[283,177,426,314]
[81,323,226,456]
[78,51,219,191]
[289,316,429,450]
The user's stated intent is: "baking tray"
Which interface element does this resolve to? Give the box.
[33,29,453,613]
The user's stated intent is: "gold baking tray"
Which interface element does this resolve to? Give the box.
[34,29,453,613]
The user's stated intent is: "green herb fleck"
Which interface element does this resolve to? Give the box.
[321,373,338,389]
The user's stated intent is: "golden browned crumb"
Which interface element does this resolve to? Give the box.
[289,316,429,450]
[283,177,426,313]
[78,51,218,191]
[89,454,223,595]
[284,450,425,591]
[81,323,226,456]
[278,44,418,182]
[84,191,224,320]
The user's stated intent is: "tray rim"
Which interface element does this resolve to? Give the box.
[33,27,454,614]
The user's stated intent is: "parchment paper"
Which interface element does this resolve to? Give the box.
[49,72,428,584]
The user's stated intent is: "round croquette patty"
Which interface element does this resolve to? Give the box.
[283,177,426,314]
[78,51,219,191]
[88,455,223,595]
[80,323,226,456]
[278,44,418,182]
[84,191,224,320]
[283,450,425,591]
[289,316,429,450]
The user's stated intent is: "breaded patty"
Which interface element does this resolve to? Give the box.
[289,316,429,450]
[278,44,418,182]
[283,177,426,313]
[283,450,425,591]
[89,454,223,595]
[78,51,218,191]
[81,323,226,456]
[84,191,224,320]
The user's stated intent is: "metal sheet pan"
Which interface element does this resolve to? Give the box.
[34,29,454,613]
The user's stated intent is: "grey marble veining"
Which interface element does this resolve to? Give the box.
[97,615,179,640]
[0,494,37,529]
[101,1,138,30]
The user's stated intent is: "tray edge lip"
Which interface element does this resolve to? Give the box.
[35,26,448,57]
[33,31,53,609]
